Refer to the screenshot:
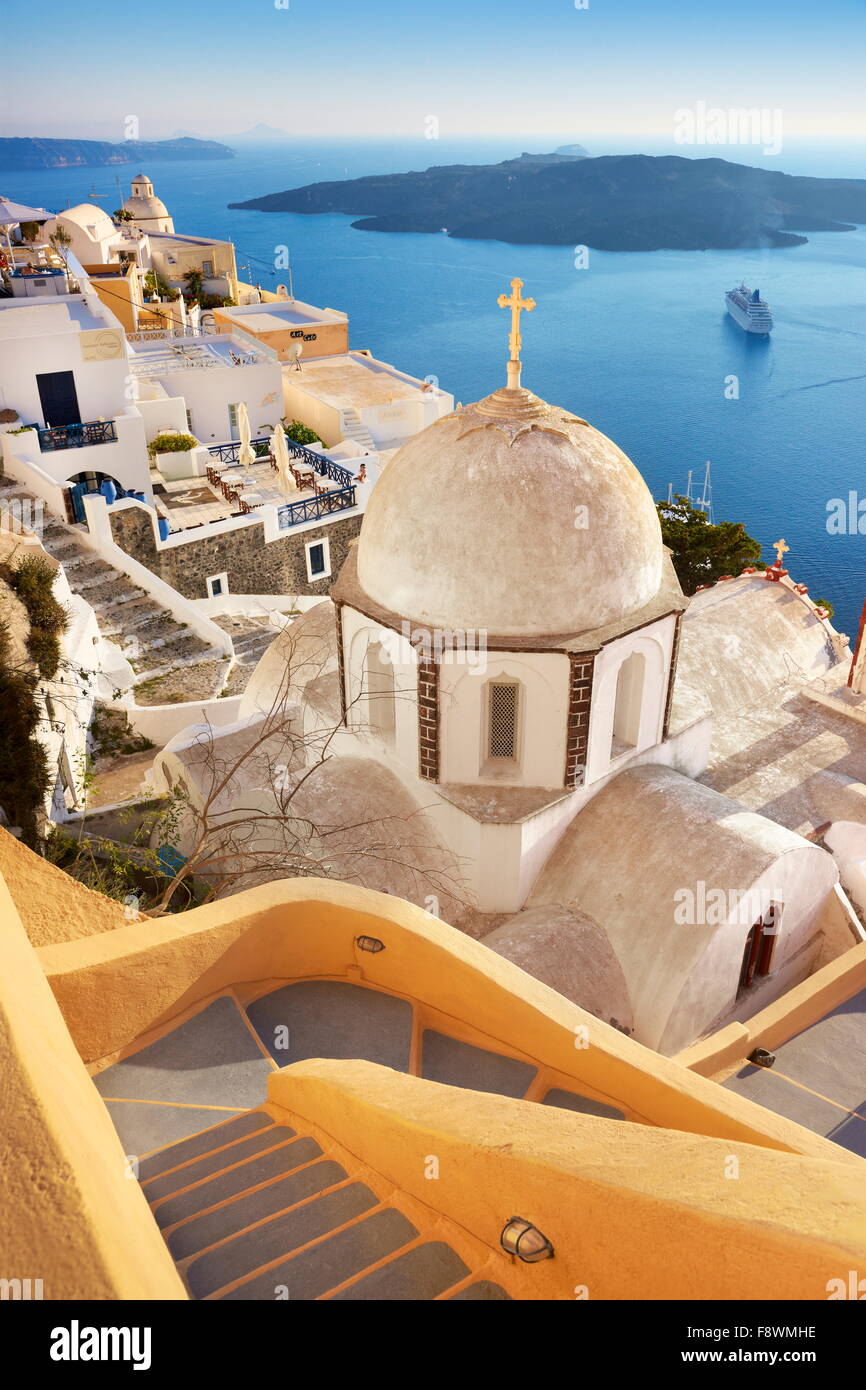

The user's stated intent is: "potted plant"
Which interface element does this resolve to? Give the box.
[148,431,202,482]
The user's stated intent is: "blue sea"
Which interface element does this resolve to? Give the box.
[5,137,866,633]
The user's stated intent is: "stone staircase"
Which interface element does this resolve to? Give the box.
[211,613,280,695]
[0,477,225,686]
[95,978,627,1299]
[340,407,376,454]
[139,1109,509,1301]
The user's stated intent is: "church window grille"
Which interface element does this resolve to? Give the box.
[488,682,519,760]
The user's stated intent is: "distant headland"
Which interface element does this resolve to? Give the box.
[229,150,866,251]
[0,137,235,170]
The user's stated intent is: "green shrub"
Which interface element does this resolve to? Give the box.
[7,556,68,680]
[148,431,198,457]
[283,418,322,445]
[0,620,51,848]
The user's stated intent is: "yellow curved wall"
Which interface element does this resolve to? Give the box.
[0,875,185,1300]
[38,876,861,1166]
[268,1058,866,1301]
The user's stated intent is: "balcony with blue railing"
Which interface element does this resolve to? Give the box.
[205,435,358,530]
[36,420,118,452]
[207,435,354,488]
[277,483,357,529]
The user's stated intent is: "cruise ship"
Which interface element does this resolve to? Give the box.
[725,283,773,335]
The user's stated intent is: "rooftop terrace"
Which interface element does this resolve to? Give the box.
[218,298,347,330]
[0,293,114,337]
[129,334,276,375]
[292,351,441,409]
[152,440,360,534]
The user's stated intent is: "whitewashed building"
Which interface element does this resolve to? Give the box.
[0,283,152,504]
[153,311,861,1059]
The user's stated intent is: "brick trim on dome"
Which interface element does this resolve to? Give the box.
[662,612,683,739]
[334,600,347,725]
[418,658,440,782]
[564,652,595,788]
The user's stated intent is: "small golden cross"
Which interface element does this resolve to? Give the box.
[497,277,536,369]
[773,538,790,567]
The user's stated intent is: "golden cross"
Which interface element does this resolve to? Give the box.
[773,538,790,567]
[497,277,535,378]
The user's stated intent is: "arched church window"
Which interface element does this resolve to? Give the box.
[486,680,521,765]
[610,651,646,758]
[365,643,396,747]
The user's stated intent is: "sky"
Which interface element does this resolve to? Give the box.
[1,0,865,144]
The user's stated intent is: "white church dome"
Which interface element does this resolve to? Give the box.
[122,175,172,228]
[356,378,665,639]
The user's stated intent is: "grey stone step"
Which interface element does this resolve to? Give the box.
[246,981,413,1073]
[64,557,117,583]
[94,997,274,1116]
[233,632,275,657]
[91,590,146,613]
[450,1281,513,1300]
[330,1241,470,1301]
[542,1088,625,1120]
[130,634,212,668]
[40,536,84,558]
[138,1111,273,1183]
[96,599,167,637]
[187,1181,379,1300]
[144,1124,297,1204]
[132,646,219,681]
[132,625,199,656]
[120,614,181,645]
[78,572,142,601]
[219,1206,417,1302]
[168,1158,348,1262]
[153,1136,323,1230]
[420,1030,536,1099]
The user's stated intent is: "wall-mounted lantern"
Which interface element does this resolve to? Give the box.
[748,1047,775,1068]
[355,935,385,954]
[500,1218,554,1263]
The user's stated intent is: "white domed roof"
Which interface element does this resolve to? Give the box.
[55,204,116,240]
[355,379,665,638]
[123,181,170,222]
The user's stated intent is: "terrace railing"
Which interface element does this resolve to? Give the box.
[208,436,354,487]
[277,484,357,530]
[208,436,271,465]
[37,420,118,452]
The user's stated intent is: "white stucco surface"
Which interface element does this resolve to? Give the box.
[526,764,838,1054]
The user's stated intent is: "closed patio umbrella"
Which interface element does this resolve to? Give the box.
[236,401,255,469]
[271,422,297,499]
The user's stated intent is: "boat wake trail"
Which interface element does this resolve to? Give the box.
[769,373,866,400]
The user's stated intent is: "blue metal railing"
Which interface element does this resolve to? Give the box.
[207,435,354,487]
[208,437,270,464]
[277,484,357,529]
[37,420,118,452]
